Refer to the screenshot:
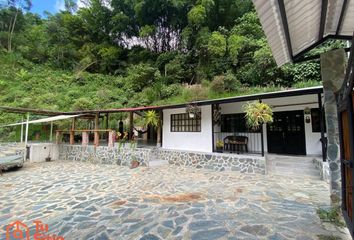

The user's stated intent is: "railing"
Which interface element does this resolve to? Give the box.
[56,129,116,147]
[213,132,263,155]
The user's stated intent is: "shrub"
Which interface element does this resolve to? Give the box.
[210,75,225,93]
[224,71,241,92]
[72,97,95,111]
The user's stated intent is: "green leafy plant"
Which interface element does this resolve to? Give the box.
[243,101,273,130]
[143,110,159,128]
[216,140,223,148]
[317,207,346,228]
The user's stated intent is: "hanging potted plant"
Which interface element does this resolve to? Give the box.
[243,101,273,130]
[186,104,201,119]
[143,110,162,147]
[143,110,159,128]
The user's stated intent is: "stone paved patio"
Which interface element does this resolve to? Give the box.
[0,161,350,239]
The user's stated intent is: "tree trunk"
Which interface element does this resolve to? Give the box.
[8,10,18,52]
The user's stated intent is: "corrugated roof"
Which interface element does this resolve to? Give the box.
[0,114,83,128]
[0,86,323,116]
[252,0,354,66]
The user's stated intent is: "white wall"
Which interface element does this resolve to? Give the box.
[161,94,323,156]
[219,94,323,155]
[162,105,213,152]
[29,143,59,162]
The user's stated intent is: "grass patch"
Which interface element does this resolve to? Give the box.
[317,207,346,228]
[317,235,342,240]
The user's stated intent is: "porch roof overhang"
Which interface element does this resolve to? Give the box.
[252,0,354,66]
[0,86,324,116]
[158,86,323,110]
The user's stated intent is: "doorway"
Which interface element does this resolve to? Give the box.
[267,110,306,155]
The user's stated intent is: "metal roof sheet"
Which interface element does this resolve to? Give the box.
[252,0,354,66]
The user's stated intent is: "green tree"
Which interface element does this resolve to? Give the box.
[208,31,226,57]
[188,5,206,27]
[5,0,32,52]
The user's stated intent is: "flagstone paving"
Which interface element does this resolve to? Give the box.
[0,161,350,239]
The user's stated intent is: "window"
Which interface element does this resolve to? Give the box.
[311,108,326,132]
[221,113,259,133]
[171,113,201,132]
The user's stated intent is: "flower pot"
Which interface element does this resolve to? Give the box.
[189,112,195,119]
[216,147,223,153]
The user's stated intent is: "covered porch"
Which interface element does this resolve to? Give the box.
[207,87,326,158]
[0,106,163,149]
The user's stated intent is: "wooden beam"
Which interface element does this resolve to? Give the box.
[319,0,328,40]
[278,0,293,59]
[336,0,348,35]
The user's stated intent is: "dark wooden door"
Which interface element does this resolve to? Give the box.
[267,110,306,155]
[340,92,354,227]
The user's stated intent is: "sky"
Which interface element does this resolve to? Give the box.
[4,0,87,16]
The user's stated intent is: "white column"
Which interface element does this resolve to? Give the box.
[20,116,24,143]
[25,113,29,146]
[50,122,53,142]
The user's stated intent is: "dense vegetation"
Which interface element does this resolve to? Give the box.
[0,0,343,139]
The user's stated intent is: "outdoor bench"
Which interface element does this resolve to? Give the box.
[223,136,248,153]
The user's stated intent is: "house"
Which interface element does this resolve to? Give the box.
[162,86,325,158]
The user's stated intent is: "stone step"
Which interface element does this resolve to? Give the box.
[149,160,169,167]
[270,168,321,177]
[266,155,321,179]
[270,172,322,180]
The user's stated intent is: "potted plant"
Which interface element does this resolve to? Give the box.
[186,104,201,119]
[216,140,224,152]
[143,110,162,147]
[130,156,140,169]
[243,100,273,130]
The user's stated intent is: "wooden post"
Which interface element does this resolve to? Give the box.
[70,118,76,145]
[108,130,115,148]
[129,112,134,140]
[82,131,89,147]
[94,113,100,147]
[106,113,109,142]
[106,113,109,129]
[56,131,61,144]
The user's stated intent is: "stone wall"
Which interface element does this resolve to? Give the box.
[58,145,266,174]
[0,142,25,156]
[157,149,266,174]
[59,145,151,167]
[313,158,330,183]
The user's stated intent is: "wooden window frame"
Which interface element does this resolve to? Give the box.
[170,113,201,132]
